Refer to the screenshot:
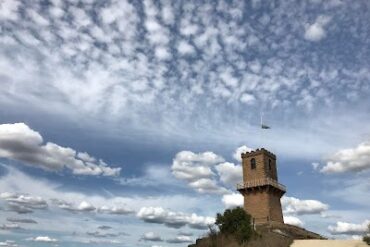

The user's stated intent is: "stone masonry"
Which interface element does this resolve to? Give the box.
[237,148,285,224]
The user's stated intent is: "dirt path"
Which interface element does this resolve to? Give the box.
[291,240,368,247]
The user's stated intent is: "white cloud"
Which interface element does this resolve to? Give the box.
[328,220,370,235]
[321,141,370,173]
[311,162,320,171]
[172,151,228,194]
[137,207,215,229]
[141,232,163,242]
[222,193,243,209]
[284,216,304,227]
[215,162,242,187]
[188,178,228,194]
[0,240,18,247]
[161,4,174,25]
[304,15,331,42]
[28,236,58,243]
[282,196,328,215]
[220,70,239,88]
[240,93,256,105]
[232,145,253,162]
[0,0,20,21]
[155,46,172,60]
[166,235,193,243]
[0,123,121,176]
[0,192,48,213]
[0,223,21,230]
[99,205,135,215]
[177,41,195,55]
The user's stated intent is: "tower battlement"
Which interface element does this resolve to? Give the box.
[241,148,276,159]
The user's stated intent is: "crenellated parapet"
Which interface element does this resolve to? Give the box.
[241,148,276,160]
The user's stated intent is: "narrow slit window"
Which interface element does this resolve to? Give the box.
[269,159,272,170]
[251,158,256,170]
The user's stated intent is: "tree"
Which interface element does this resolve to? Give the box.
[364,223,370,245]
[215,207,254,244]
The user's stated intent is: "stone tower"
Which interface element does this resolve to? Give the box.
[237,148,286,224]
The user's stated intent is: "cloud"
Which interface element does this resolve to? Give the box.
[328,220,370,235]
[53,199,134,215]
[0,223,21,230]
[6,217,37,224]
[166,235,193,243]
[137,207,215,229]
[311,162,320,171]
[232,145,253,162]
[172,151,228,194]
[222,193,243,209]
[0,123,121,176]
[98,205,135,215]
[97,225,112,230]
[177,41,195,55]
[215,162,242,187]
[0,192,48,214]
[87,239,122,244]
[0,0,20,21]
[28,236,58,243]
[0,240,18,247]
[141,232,163,242]
[240,93,256,105]
[321,141,370,173]
[52,199,94,212]
[284,216,304,227]
[282,196,328,215]
[87,231,125,238]
[304,15,331,42]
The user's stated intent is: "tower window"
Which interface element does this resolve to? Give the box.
[269,159,272,170]
[251,158,256,170]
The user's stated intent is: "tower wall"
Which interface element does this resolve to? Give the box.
[268,191,284,222]
[244,189,270,222]
[238,148,285,224]
[242,188,284,223]
[242,149,278,181]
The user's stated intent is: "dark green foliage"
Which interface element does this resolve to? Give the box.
[364,223,370,245]
[215,207,253,244]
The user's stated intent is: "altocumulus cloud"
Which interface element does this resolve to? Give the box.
[137,207,215,229]
[304,15,331,42]
[171,150,228,194]
[28,236,58,243]
[166,235,193,243]
[0,192,48,214]
[0,123,121,176]
[0,240,18,247]
[140,232,163,242]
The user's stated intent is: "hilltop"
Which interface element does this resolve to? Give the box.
[189,222,324,247]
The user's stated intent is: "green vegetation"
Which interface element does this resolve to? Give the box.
[215,207,254,244]
[364,223,370,245]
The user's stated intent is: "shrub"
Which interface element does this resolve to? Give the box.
[207,224,218,247]
[215,207,253,244]
[364,223,370,245]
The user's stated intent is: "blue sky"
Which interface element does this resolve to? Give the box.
[1,0,370,246]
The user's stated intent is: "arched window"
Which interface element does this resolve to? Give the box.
[269,159,272,170]
[251,158,256,169]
